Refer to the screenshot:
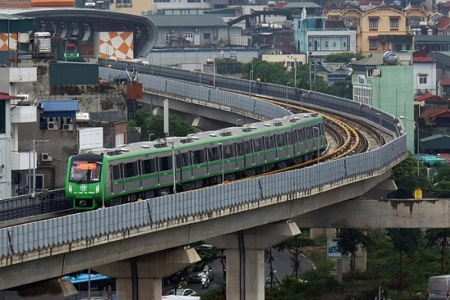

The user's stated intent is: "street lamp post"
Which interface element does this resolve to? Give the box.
[218,143,225,184]
[376,113,382,145]
[148,133,154,141]
[400,116,420,176]
[309,51,312,91]
[313,127,320,163]
[213,59,216,88]
[294,57,297,88]
[168,142,177,194]
[236,119,242,127]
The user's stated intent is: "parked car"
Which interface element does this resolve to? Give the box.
[189,265,214,283]
[165,288,197,296]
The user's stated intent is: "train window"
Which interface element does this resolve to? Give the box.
[286,132,293,145]
[276,134,286,147]
[208,146,221,161]
[265,136,275,149]
[193,149,205,164]
[296,129,305,142]
[236,142,244,156]
[305,127,312,139]
[124,162,138,178]
[180,152,190,167]
[142,158,156,174]
[224,144,234,158]
[244,141,252,154]
[112,165,122,180]
[160,156,172,171]
[290,131,297,144]
[253,138,263,152]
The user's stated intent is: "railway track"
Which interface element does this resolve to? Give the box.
[1,85,385,228]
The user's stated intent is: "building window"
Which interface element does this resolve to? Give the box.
[27,174,44,190]
[369,39,378,49]
[185,32,194,42]
[419,74,427,84]
[353,86,373,106]
[204,33,210,39]
[165,33,171,45]
[390,18,399,27]
[369,19,378,28]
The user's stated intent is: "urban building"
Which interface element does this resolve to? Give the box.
[351,52,415,152]
[147,15,230,48]
[327,3,431,56]
[294,13,356,60]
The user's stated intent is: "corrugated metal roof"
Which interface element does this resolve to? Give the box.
[147,15,228,27]
[283,2,321,8]
[39,100,79,112]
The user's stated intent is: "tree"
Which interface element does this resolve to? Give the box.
[324,52,364,64]
[334,229,373,271]
[388,152,430,198]
[275,234,316,279]
[243,58,289,86]
[386,228,422,296]
[128,110,198,141]
[425,229,450,274]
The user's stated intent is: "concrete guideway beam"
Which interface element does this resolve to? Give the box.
[205,222,300,300]
[93,248,200,300]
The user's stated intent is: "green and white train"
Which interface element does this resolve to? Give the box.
[65,113,327,210]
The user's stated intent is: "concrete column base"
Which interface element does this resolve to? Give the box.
[94,248,200,300]
[206,222,301,300]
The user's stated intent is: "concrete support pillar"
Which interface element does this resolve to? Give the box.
[94,248,200,300]
[206,221,300,300]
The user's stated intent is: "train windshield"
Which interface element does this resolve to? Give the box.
[70,161,102,183]
[65,41,78,53]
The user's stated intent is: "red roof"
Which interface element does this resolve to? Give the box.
[440,1,450,7]
[413,57,436,63]
[414,93,435,101]
[436,17,450,30]
[421,109,450,118]
[440,78,450,85]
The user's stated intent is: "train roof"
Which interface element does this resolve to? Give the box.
[81,112,322,158]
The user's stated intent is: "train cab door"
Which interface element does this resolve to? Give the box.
[111,164,124,194]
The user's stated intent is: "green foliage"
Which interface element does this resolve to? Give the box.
[324,52,364,63]
[335,229,373,271]
[128,110,198,141]
[389,152,430,198]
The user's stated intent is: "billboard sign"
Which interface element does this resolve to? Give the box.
[327,238,350,259]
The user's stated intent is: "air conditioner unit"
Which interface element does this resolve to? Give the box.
[47,121,58,130]
[63,124,73,130]
[373,69,381,76]
[41,152,52,162]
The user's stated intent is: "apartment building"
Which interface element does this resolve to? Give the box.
[327,4,430,56]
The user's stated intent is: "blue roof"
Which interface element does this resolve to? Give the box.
[64,273,110,284]
[39,100,79,118]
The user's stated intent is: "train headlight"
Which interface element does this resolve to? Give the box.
[96,185,100,193]
[68,185,72,193]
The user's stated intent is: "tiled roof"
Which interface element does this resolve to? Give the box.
[436,16,450,30]
[413,57,436,63]
[414,93,435,101]
[421,108,450,118]
[440,78,450,85]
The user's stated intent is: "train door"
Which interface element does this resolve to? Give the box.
[236,141,245,170]
[179,151,193,181]
[253,137,265,165]
[192,148,206,179]
[123,161,140,192]
[264,135,276,162]
[297,128,307,154]
[243,140,254,167]
[206,144,221,176]
[111,163,124,194]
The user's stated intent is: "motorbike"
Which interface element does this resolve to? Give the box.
[201,274,210,289]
